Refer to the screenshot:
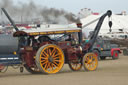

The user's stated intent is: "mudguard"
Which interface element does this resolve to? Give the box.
[111,48,121,56]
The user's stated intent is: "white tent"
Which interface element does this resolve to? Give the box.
[80,14,128,37]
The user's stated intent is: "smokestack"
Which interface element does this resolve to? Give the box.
[76,23,82,28]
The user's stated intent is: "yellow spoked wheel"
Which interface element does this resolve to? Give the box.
[83,53,98,71]
[68,60,82,71]
[36,44,64,74]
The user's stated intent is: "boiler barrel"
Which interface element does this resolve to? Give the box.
[0,34,18,54]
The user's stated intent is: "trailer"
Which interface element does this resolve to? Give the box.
[110,39,128,55]
[0,8,112,74]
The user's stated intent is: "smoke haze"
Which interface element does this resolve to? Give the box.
[0,0,79,24]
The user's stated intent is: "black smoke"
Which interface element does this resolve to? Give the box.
[0,0,80,24]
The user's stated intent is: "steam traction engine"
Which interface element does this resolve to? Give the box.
[0,8,112,74]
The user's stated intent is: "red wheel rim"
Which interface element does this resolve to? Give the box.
[115,52,118,58]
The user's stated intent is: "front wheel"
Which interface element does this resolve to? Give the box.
[93,50,100,60]
[83,53,98,71]
[112,51,119,60]
[100,56,106,60]
[123,49,128,56]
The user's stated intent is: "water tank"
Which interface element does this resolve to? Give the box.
[0,34,18,54]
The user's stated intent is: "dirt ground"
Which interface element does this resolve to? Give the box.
[0,54,128,85]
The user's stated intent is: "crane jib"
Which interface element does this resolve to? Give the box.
[85,10,112,51]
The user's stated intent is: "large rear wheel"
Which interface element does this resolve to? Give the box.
[36,44,64,74]
[83,53,98,71]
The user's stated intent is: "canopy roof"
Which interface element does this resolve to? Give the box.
[13,26,81,36]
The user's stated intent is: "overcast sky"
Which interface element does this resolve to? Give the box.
[13,0,128,14]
